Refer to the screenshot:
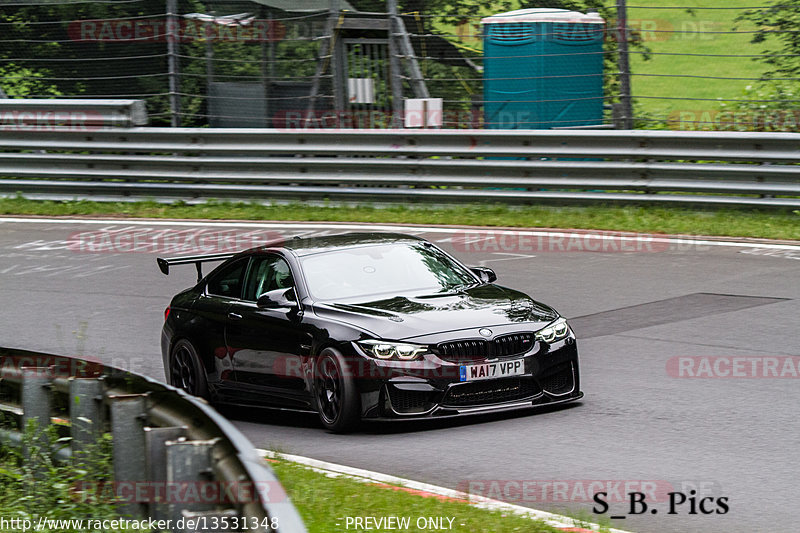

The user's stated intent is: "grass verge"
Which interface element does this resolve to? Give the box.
[268,458,605,533]
[0,197,798,241]
[628,0,772,123]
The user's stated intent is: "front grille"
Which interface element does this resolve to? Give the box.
[539,364,575,395]
[493,333,535,357]
[437,333,534,362]
[388,388,435,414]
[443,378,540,407]
[436,339,489,363]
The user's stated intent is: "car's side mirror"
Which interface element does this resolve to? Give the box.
[470,266,497,284]
[257,287,298,309]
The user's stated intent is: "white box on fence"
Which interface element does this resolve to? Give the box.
[405,98,443,128]
[348,78,375,104]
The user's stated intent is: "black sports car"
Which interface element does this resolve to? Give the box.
[158,233,582,432]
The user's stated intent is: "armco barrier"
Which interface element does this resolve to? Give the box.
[0,128,798,208]
[0,346,306,533]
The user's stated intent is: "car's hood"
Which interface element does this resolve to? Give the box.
[311,284,558,340]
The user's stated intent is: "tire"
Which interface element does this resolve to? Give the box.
[169,339,209,399]
[313,348,360,433]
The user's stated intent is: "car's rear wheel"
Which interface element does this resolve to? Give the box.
[314,348,360,433]
[170,339,208,399]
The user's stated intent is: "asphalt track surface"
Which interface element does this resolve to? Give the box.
[1,217,798,533]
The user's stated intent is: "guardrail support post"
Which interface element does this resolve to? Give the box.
[69,377,104,455]
[110,393,149,517]
[145,426,188,521]
[166,439,219,524]
[21,366,53,455]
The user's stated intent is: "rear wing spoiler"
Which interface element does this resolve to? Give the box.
[157,252,236,282]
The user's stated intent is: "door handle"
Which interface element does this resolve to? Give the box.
[228,312,243,320]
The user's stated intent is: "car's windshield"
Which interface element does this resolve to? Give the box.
[300,242,477,300]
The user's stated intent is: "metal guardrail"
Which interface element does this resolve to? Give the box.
[0,346,306,533]
[0,99,148,128]
[0,128,798,208]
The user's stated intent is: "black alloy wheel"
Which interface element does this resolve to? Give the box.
[314,348,360,433]
[170,339,208,399]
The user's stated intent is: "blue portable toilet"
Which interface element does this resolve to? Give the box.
[482,8,605,129]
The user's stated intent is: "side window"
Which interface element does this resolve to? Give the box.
[243,255,295,301]
[207,258,248,298]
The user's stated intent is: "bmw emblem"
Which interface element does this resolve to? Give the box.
[479,328,492,337]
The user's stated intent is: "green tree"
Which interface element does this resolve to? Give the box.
[721,2,800,130]
[0,64,61,97]
[737,1,800,80]
[0,0,205,125]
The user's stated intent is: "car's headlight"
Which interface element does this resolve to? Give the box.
[534,318,571,343]
[356,340,428,361]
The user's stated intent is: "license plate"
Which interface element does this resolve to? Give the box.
[459,359,525,382]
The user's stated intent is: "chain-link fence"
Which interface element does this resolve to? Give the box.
[0,0,794,131]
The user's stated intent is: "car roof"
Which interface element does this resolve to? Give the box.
[251,232,427,257]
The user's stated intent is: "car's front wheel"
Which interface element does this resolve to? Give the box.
[170,339,209,399]
[313,348,360,433]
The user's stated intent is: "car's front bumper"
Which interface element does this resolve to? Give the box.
[350,335,582,420]
[365,389,584,422]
